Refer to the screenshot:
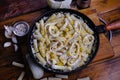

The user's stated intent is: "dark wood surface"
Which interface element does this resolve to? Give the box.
[0,0,48,21]
[0,0,120,80]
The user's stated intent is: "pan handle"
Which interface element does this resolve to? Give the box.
[96,19,120,33]
[106,19,120,30]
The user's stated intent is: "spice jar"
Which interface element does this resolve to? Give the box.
[77,0,91,9]
[13,21,30,37]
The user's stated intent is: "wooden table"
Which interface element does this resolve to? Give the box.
[0,0,120,80]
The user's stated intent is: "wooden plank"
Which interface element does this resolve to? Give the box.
[69,57,120,80]
[79,8,100,26]
[113,45,120,58]
[91,0,120,14]
[98,7,120,24]
[111,31,120,57]
[0,10,47,27]
[111,31,120,47]
[0,66,26,80]
[0,0,48,21]
[92,34,114,62]
[0,0,120,21]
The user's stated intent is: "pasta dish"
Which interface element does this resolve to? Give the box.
[31,12,94,71]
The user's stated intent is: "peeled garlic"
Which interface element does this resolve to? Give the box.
[4,25,14,38]
[4,30,13,38]
[12,36,18,43]
[3,42,12,48]
[14,44,18,52]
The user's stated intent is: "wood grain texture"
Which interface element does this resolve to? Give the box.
[92,34,114,62]
[98,7,120,24]
[0,66,24,80]
[91,0,120,14]
[111,31,120,47]
[0,8,115,79]
[0,0,48,21]
[79,8,100,26]
[0,0,120,80]
[78,57,120,80]
[111,31,120,57]
[0,0,120,21]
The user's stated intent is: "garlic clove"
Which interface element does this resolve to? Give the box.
[4,25,14,39]
[12,36,18,43]
[14,44,18,52]
[4,30,12,38]
[4,25,13,35]
[3,42,12,48]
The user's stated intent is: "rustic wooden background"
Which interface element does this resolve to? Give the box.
[0,0,120,80]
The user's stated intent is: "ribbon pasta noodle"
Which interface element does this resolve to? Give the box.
[31,12,95,71]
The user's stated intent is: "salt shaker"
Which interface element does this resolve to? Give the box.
[77,0,91,9]
[13,21,30,37]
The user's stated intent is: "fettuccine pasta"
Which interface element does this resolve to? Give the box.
[31,13,94,71]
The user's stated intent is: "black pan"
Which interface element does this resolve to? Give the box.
[28,9,120,74]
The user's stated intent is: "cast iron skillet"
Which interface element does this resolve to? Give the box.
[28,9,120,74]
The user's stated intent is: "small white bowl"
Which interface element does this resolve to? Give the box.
[13,21,30,37]
[47,0,72,9]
